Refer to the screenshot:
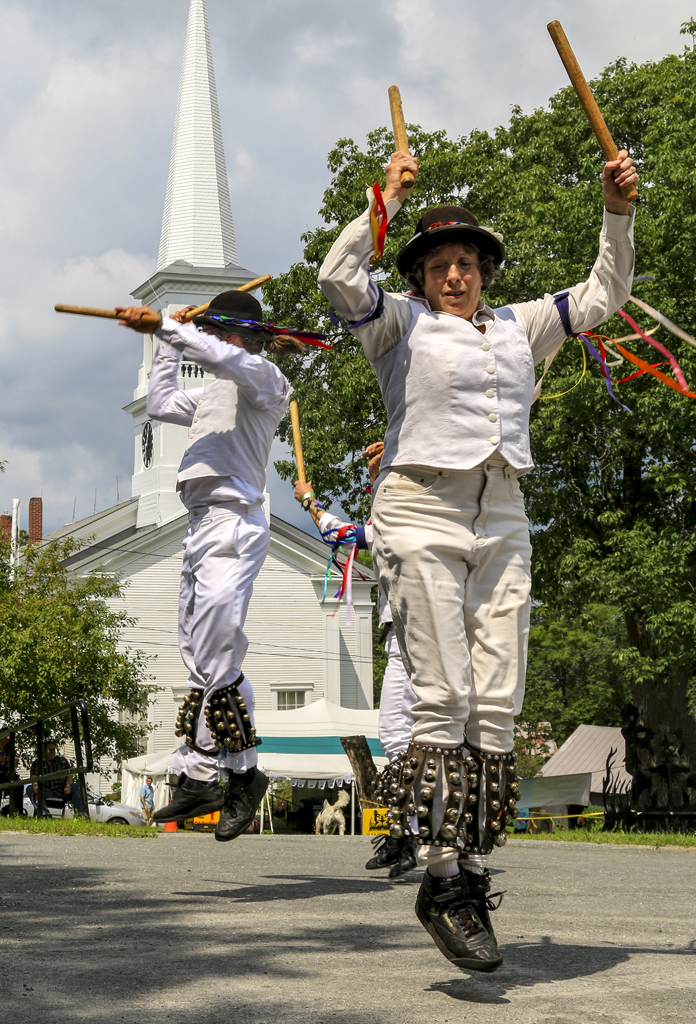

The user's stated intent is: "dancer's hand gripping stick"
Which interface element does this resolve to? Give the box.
[547,21,638,202]
[290,400,306,485]
[388,86,415,189]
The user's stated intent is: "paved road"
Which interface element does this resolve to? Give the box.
[1,832,694,1024]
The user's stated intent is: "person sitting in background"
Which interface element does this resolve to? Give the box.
[26,781,50,817]
[30,741,83,816]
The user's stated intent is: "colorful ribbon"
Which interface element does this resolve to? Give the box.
[609,339,696,400]
[319,522,368,626]
[206,315,333,350]
[617,309,688,392]
[369,181,388,263]
[581,332,631,412]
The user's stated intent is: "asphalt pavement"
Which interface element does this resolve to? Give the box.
[1,832,694,1024]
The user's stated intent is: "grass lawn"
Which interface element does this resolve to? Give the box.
[0,815,159,838]
[509,828,696,849]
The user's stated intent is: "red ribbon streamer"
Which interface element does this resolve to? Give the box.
[369,181,388,262]
[617,309,689,392]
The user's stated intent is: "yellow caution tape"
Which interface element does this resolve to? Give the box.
[516,811,605,823]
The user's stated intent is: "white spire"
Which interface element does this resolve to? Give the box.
[157,0,238,271]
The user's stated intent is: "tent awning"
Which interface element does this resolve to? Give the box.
[121,700,386,792]
[518,773,592,809]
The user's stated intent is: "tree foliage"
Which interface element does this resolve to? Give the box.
[0,537,151,771]
[265,33,696,794]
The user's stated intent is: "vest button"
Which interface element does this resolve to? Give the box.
[489,436,500,444]
[488,413,498,422]
[486,365,495,374]
[481,342,491,351]
[485,388,495,399]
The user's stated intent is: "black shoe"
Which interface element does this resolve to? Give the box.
[415,869,503,972]
[153,775,224,824]
[215,767,269,842]
[459,867,505,944]
[388,835,417,879]
[388,839,415,880]
[365,834,405,870]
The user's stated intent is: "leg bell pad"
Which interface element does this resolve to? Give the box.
[462,745,521,854]
[174,689,203,745]
[386,741,477,848]
[205,675,261,754]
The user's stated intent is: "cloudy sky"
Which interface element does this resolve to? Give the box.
[0,0,692,534]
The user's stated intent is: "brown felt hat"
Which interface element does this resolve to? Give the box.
[396,205,505,277]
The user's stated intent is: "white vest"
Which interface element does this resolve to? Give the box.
[177,377,287,494]
[374,299,536,473]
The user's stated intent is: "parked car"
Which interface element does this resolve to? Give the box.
[12,787,147,825]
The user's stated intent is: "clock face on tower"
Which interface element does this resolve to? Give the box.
[141,421,154,469]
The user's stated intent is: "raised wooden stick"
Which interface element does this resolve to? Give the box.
[388,85,415,189]
[547,21,638,202]
[290,400,306,483]
[181,274,272,322]
[54,273,272,326]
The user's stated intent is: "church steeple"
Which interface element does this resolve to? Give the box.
[157,0,238,270]
[127,0,258,530]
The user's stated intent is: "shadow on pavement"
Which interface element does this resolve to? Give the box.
[3,845,694,1023]
[429,933,696,1005]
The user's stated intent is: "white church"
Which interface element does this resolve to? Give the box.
[49,0,375,778]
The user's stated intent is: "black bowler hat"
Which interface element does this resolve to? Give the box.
[193,289,274,343]
[396,206,505,277]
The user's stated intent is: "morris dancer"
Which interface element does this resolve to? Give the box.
[318,149,637,970]
[293,441,417,879]
[118,290,313,841]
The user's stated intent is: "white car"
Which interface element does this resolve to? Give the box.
[8,788,148,826]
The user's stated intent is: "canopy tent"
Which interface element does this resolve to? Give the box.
[121,747,179,812]
[518,772,592,810]
[121,699,387,808]
[255,698,387,788]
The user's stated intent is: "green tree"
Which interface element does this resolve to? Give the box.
[265,29,696,812]
[0,537,152,771]
[522,604,630,748]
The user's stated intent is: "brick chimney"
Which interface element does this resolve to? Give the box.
[0,513,10,540]
[28,498,43,545]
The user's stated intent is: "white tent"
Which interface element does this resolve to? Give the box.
[519,772,592,809]
[121,747,179,812]
[255,698,386,788]
[121,698,387,810]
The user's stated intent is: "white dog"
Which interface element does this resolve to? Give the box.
[315,788,351,835]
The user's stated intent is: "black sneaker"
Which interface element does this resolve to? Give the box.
[415,869,503,972]
[388,835,417,880]
[215,767,269,842]
[365,834,405,870]
[459,867,505,944]
[153,775,223,824]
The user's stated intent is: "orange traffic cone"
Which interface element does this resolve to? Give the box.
[163,821,178,832]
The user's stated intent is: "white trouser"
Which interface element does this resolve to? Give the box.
[378,628,417,762]
[169,504,269,783]
[372,461,532,755]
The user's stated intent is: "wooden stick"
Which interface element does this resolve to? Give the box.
[53,304,162,326]
[290,400,306,483]
[388,85,415,190]
[547,21,638,202]
[181,273,272,322]
[54,273,272,327]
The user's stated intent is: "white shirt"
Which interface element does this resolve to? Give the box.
[149,318,291,509]
[318,194,635,474]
